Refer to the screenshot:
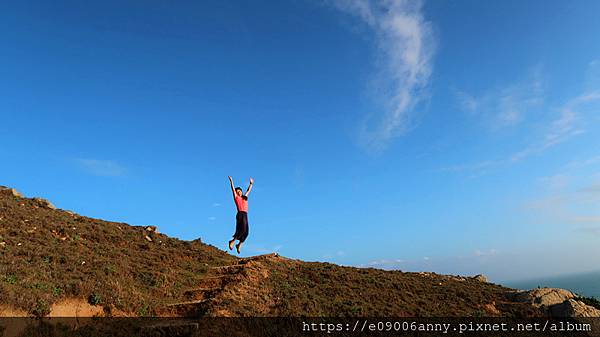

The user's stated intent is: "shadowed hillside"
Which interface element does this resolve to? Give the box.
[0,186,598,318]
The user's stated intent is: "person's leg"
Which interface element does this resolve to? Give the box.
[235,212,249,253]
[230,212,243,250]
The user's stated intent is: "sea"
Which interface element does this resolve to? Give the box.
[502,270,600,299]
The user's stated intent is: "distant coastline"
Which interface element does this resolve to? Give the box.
[503,270,600,299]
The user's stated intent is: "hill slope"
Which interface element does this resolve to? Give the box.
[0,186,598,318]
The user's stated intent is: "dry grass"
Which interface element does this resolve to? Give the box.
[0,187,543,318]
[0,189,237,316]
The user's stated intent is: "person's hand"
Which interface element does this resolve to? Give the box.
[249,177,254,184]
[228,176,233,182]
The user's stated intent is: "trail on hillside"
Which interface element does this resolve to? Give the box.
[163,253,281,317]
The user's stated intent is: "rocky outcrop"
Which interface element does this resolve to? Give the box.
[0,186,59,210]
[517,288,575,307]
[550,299,600,317]
[509,287,599,317]
[471,274,489,283]
[0,186,23,198]
[32,197,57,210]
[145,226,158,233]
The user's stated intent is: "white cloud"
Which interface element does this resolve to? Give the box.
[332,0,435,152]
[474,249,498,257]
[564,155,600,171]
[208,216,216,221]
[510,91,600,162]
[438,159,503,174]
[456,67,544,129]
[359,250,505,279]
[248,244,283,254]
[443,85,600,174]
[538,174,571,191]
[522,161,600,235]
[212,202,221,207]
[322,250,347,260]
[77,159,127,177]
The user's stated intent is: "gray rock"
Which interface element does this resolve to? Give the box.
[509,287,575,307]
[472,274,489,283]
[550,299,600,317]
[508,287,600,318]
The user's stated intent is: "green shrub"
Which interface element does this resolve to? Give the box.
[138,304,149,317]
[4,274,17,285]
[52,286,62,297]
[30,299,51,317]
[88,292,102,305]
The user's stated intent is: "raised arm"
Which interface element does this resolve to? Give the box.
[244,177,254,197]
[228,176,236,197]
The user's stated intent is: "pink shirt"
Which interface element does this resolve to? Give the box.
[234,195,248,212]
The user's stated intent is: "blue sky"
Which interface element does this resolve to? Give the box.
[2,0,600,282]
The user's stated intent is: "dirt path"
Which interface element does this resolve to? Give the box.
[162,253,281,317]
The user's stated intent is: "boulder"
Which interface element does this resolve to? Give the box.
[32,197,57,210]
[550,299,600,317]
[529,288,576,307]
[508,287,600,317]
[145,226,158,233]
[509,288,575,307]
[472,274,489,283]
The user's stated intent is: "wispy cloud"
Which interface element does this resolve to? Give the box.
[509,91,598,162]
[322,250,347,260]
[473,249,498,257]
[522,158,600,234]
[77,159,127,177]
[208,216,216,221]
[438,159,503,174]
[457,67,544,128]
[247,244,283,254]
[359,249,503,278]
[365,258,405,266]
[443,87,600,174]
[212,202,221,207]
[331,0,435,152]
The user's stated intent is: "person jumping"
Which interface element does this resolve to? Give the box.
[227,176,253,254]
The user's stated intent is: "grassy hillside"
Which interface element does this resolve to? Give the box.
[0,186,542,318]
[0,187,236,316]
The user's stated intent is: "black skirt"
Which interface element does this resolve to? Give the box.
[233,211,249,242]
